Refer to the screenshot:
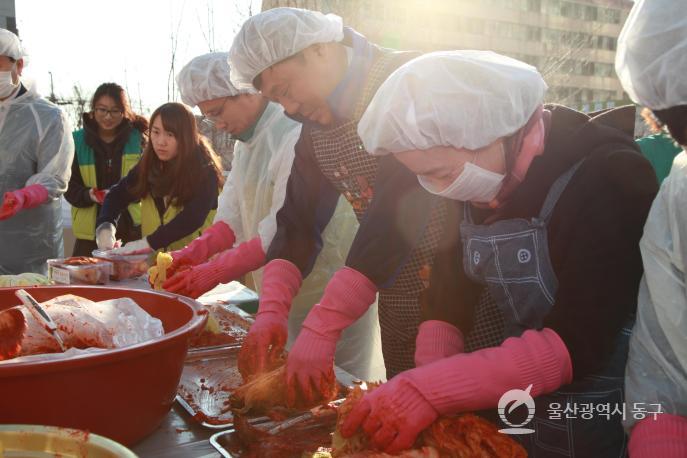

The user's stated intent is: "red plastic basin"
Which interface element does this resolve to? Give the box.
[0,286,207,445]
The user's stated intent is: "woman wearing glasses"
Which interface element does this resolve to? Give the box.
[94,102,223,255]
[65,83,148,255]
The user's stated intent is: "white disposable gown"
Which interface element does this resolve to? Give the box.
[0,83,73,274]
[215,102,384,380]
[625,150,687,430]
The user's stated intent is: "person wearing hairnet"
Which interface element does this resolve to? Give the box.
[166,52,383,380]
[0,29,74,275]
[615,0,687,456]
[339,50,658,456]
[229,8,487,393]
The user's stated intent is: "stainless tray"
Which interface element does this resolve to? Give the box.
[189,302,252,349]
[210,428,238,458]
[177,329,359,431]
[175,301,254,429]
[209,414,336,458]
[176,345,270,429]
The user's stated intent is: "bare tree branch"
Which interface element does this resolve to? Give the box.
[167,0,187,102]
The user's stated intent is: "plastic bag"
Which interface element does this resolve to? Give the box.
[16,294,164,357]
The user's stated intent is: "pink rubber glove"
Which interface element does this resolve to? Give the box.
[342,328,572,453]
[286,267,377,407]
[238,259,302,380]
[0,184,48,220]
[414,320,464,367]
[629,414,687,458]
[167,221,236,277]
[340,372,439,454]
[163,236,265,298]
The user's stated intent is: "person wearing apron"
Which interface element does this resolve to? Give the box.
[342,51,658,456]
[615,1,687,456]
[153,52,383,382]
[228,9,492,394]
[0,29,74,275]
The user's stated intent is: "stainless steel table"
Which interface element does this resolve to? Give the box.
[132,364,358,457]
[126,280,259,457]
[132,404,223,458]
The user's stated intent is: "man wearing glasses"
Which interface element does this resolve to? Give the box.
[0,28,74,274]
[165,52,383,381]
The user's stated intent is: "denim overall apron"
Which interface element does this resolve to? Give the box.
[461,162,631,457]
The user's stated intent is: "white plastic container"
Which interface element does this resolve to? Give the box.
[47,257,113,285]
[92,250,150,281]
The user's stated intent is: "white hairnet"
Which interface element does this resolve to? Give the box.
[229,7,343,90]
[358,50,547,155]
[0,28,23,60]
[176,52,245,107]
[615,0,687,110]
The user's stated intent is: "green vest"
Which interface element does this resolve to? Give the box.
[140,196,216,252]
[636,133,683,185]
[71,129,143,240]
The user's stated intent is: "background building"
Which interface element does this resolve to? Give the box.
[262,0,634,112]
[0,0,16,35]
[197,116,235,171]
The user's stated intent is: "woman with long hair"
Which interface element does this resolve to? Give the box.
[65,82,148,256]
[95,102,223,254]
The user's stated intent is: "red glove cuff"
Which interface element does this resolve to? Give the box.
[630,414,687,458]
[257,259,303,319]
[414,320,465,367]
[302,267,377,340]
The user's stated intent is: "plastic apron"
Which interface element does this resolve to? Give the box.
[286,196,385,382]
[461,161,632,457]
[0,88,72,275]
[215,103,384,381]
[624,150,687,431]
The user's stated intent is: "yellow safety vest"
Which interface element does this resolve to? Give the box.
[71,129,142,240]
[140,196,216,252]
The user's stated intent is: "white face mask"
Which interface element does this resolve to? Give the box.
[0,68,18,99]
[418,146,506,203]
